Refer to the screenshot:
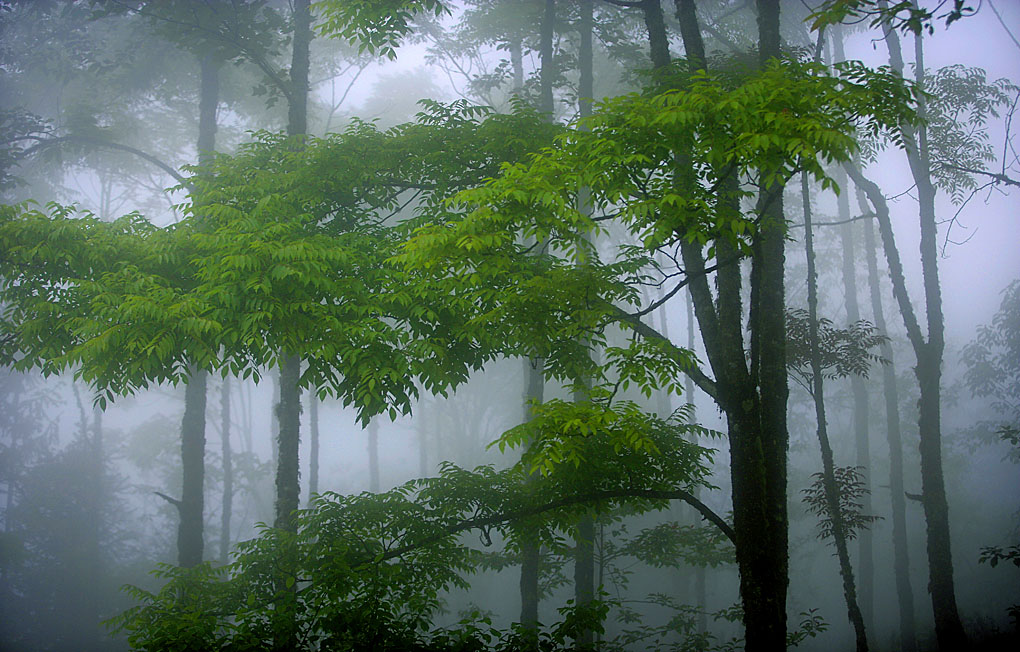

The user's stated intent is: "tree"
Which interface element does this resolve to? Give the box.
[842,8,1017,646]
[397,10,917,648]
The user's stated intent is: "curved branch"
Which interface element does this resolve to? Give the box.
[19,135,193,192]
[600,300,718,400]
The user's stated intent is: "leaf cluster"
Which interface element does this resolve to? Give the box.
[800,465,881,543]
[785,308,887,389]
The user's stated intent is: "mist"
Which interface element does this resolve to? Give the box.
[1,1,1017,651]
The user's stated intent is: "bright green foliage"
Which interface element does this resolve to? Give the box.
[0,202,210,406]
[1,101,558,419]
[401,58,917,262]
[111,413,715,650]
[315,0,450,60]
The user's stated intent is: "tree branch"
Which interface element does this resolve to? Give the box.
[20,135,193,192]
[367,486,735,566]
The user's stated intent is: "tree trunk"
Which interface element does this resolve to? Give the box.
[175,50,219,570]
[368,419,380,492]
[274,0,311,536]
[803,174,869,652]
[686,289,707,635]
[870,10,967,646]
[510,36,524,95]
[179,366,207,567]
[220,375,232,565]
[835,169,875,628]
[848,164,965,650]
[274,355,301,532]
[572,3,596,646]
[520,357,544,634]
[521,1,556,637]
[308,392,319,501]
[667,2,791,649]
[538,0,555,116]
[861,207,917,652]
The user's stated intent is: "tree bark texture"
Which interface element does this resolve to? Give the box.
[848,164,964,650]
[539,0,555,116]
[287,0,311,139]
[274,0,311,538]
[663,1,791,649]
[274,355,301,532]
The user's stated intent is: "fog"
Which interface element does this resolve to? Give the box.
[1,1,1018,651]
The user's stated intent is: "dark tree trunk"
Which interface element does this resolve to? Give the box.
[287,0,310,140]
[175,51,219,570]
[861,207,917,652]
[803,174,869,652]
[686,289,707,634]
[848,164,964,650]
[220,375,232,565]
[520,357,544,634]
[668,2,791,649]
[274,0,311,536]
[179,367,207,567]
[82,404,103,651]
[510,36,524,95]
[274,355,301,532]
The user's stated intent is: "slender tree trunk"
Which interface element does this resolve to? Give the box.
[510,36,524,95]
[419,402,429,477]
[686,289,708,635]
[831,35,875,627]
[520,357,544,635]
[179,367,207,567]
[83,404,103,651]
[668,2,791,649]
[368,419,380,493]
[308,393,319,501]
[870,9,967,647]
[803,174,869,652]
[275,0,311,535]
[572,4,596,646]
[835,168,875,629]
[539,0,555,117]
[175,51,219,570]
[861,206,917,652]
[521,1,556,636]
[274,356,302,531]
[848,164,965,650]
[220,376,232,565]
